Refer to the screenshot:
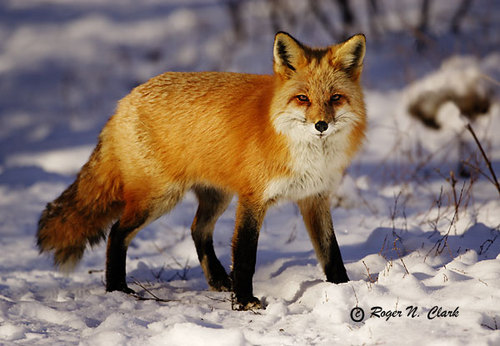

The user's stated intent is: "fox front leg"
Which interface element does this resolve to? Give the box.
[230,200,267,310]
[298,194,349,283]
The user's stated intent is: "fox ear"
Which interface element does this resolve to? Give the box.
[332,34,366,80]
[273,32,307,78]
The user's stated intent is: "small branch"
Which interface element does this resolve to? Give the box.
[393,239,410,275]
[461,160,497,186]
[362,260,377,283]
[205,295,232,304]
[132,280,178,303]
[88,269,104,274]
[481,317,499,330]
[465,123,500,196]
[449,171,459,222]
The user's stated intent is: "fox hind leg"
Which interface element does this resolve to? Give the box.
[191,186,233,292]
[106,217,147,294]
[106,187,185,293]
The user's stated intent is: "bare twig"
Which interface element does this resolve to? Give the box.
[449,171,459,218]
[425,174,468,260]
[393,238,410,275]
[425,186,444,232]
[479,231,499,256]
[465,123,500,196]
[481,317,499,330]
[461,160,495,186]
[165,257,191,282]
[132,279,178,303]
[88,269,104,274]
[205,295,232,304]
[362,260,377,284]
[351,285,360,305]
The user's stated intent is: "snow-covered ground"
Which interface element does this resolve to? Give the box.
[1,0,499,344]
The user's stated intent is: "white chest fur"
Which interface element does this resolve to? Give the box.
[263,134,350,202]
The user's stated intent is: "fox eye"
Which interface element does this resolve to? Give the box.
[295,94,310,103]
[330,94,342,103]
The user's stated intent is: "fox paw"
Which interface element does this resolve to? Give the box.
[106,283,135,295]
[231,295,264,311]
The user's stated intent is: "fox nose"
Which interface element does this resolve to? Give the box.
[315,121,328,133]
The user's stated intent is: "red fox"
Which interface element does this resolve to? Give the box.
[37,32,366,310]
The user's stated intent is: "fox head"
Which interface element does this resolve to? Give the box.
[270,32,366,147]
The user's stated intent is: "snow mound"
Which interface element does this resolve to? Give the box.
[405,54,498,129]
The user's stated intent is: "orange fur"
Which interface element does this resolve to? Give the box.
[110,72,292,203]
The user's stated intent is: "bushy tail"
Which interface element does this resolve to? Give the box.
[37,147,124,271]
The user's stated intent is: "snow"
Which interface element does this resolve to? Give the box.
[1,0,499,345]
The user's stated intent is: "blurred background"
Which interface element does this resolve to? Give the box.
[0,4,499,340]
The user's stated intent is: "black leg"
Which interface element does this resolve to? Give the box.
[191,186,232,291]
[324,232,349,284]
[105,220,144,293]
[298,194,349,284]
[231,201,266,310]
